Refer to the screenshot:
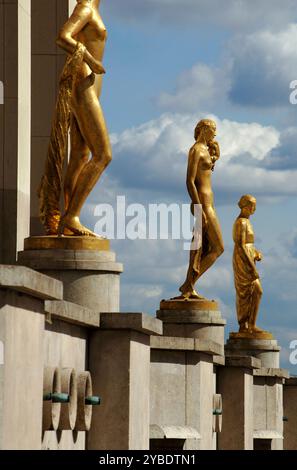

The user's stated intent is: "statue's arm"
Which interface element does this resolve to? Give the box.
[186,147,201,207]
[56,4,105,74]
[235,220,259,278]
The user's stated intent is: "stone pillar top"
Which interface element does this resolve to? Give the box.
[100,312,163,336]
[0,264,63,300]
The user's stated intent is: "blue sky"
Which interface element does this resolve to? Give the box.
[82,0,297,371]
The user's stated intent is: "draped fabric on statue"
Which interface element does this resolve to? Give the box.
[38,42,86,235]
[233,238,258,326]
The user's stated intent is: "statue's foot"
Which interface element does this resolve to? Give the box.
[175,289,206,301]
[250,325,266,334]
[239,322,249,333]
[190,290,206,300]
[58,215,99,238]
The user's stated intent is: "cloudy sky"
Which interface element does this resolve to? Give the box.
[82,0,297,371]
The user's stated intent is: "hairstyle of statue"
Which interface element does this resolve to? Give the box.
[194,119,216,141]
[238,194,256,210]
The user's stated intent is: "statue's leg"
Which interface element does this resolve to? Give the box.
[249,279,263,331]
[179,246,202,298]
[59,85,112,236]
[64,115,90,211]
[196,206,224,279]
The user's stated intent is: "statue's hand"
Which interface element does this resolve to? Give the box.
[88,57,106,75]
[255,251,263,262]
[208,140,220,160]
[190,203,207,226]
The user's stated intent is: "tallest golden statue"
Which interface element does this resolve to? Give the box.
[38,0,111,237]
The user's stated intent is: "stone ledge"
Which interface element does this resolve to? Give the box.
[0,265,63,300]
[150,335,223,356]
[150,424,201,440]
[100,313,163,336]
[225,355,261,370]
[18,250,123,273]
[156,309,226,325]
[285,377,297,386]
[253,367,289,379]
[213,355,225,366]
[44,300,100,328]
[253,430,283,440]
[226,337,281,352]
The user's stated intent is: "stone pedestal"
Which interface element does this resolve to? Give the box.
[88,313,162,450]
[0,265,63,450]
[18,236,123,312]
[226,337,280,368]
[284,378,297,450]
[157,299,226,355]
[253,368,288,450]
[150,336,222,450]
[217,356,261,450]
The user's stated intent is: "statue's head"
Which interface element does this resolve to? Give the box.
[238,194,257,215]
[194,119,216,143]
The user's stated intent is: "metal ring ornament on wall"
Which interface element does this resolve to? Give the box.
[58,368,78,431]
[43,367,61,431]
[76,371,93,431]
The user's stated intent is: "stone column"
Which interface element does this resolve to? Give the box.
[150,336,222,451]
[284,378,297,450]
[18,238,123,312]
[253,368,288,450]
[30,0,71,235]
[157,300,226,356]
[0,0,31,264]
[217,356,261,450]
[88,313,162,450]
[226,337,280,368]
[0,265,63,450]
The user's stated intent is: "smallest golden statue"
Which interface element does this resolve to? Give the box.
[232,195,272,339]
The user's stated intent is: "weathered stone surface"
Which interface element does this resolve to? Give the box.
[0,265,63,300]
[18,249,122,272]
[217,367,254,450]
[226,337,280,368]
[88,328,151,450]
[150,336,222,356]
[44,300,100,328]
[157,309,225,325]
[254,368,289,379]
[225,355,261,370]
[100,313,163,336]
[150,424,200,440]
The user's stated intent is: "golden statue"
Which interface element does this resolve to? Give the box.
[232,195,270,337]
[178,119,224,300]
[38,0,111,237]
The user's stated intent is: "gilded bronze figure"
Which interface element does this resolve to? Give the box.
[38,0,111,237]
[178,119,224,300]
[233,195,266,335]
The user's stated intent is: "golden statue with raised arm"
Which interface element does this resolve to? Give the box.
[178,119,224,300]
[38,0,111,237]
[232,195,269,336]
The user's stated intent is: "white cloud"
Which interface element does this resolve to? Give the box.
[105,0,297,32]
[229,24,297,106]
[157,63,230,112]
[154,24,297,112]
